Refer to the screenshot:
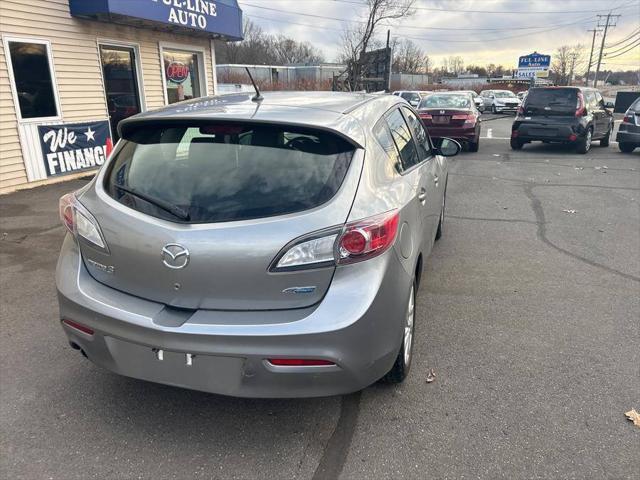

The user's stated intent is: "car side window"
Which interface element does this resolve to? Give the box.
[585,91,597,111]
[401,107,431,161]
[386,108,420,171]
[372,118,402,170]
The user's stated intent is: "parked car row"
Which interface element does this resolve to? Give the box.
[395,87,639,155]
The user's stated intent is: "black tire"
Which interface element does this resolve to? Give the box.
[381,279,416,384]
[619,143,636,153]
[510,138,523,150]
[576,128,592,154]
[600,129,611,147]
[468,137,480,152]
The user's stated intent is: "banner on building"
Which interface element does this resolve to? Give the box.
[38,121,112,177]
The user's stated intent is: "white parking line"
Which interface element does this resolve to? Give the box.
[487,128,493,138]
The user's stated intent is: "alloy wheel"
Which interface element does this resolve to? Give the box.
[403,285,415,366]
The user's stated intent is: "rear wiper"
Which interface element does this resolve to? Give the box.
[114,184,190,221]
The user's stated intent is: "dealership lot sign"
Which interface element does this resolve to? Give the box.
[517,52,551,79]
[38,121,111,177]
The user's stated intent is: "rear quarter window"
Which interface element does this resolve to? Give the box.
[105,123,356,223]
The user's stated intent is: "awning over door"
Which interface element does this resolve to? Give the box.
[69,0,243,41]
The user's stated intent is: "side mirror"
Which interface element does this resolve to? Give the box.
[605,101,614,109]
[489,94,495,99]
[435,137,461,157]
[410,100,419,107]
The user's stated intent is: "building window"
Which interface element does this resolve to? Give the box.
[162,48,203,104]
[5,39,59,120]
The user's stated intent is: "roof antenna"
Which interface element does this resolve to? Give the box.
[245,67,263,102]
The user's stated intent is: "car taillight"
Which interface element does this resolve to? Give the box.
[420,113,432,120]
[59,192,108,251]
[271,210,400,271]
[622,114,634,124]
[575,92,586,117]
[452,113,477,125]
[338,210,399,264]
[517,105,524,115]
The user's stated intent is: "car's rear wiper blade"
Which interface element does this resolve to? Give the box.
[114,184,190,221]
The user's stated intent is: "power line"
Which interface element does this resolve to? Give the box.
[245,11,599,43]
[605,29,640,49]
[606,36,640,54]
[604,40,640,59]
[325,0,638,14]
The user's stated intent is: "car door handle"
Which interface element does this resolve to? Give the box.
[418,188,427,204]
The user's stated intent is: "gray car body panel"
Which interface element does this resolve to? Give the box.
[57,91,448,397]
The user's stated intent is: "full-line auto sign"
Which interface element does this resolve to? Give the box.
[517,52,551,79]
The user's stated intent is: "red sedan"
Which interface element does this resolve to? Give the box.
[417,93,482,152]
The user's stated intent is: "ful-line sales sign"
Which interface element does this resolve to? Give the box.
[152,0,218,30]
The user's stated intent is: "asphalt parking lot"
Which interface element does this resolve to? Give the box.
[1,115,639,479]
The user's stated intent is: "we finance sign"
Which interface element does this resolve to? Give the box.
[38,121,112,177]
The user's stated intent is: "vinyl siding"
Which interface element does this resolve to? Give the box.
[0,0,216,194]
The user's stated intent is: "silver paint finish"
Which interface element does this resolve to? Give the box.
[57,92,450,397]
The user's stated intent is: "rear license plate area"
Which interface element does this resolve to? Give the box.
[433,116,450,124]
[529,128,557,137]
[105,336,244,391]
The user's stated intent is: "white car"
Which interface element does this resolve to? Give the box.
[455,90,485,112]
[392,90,426,108]
[479,89,521,114]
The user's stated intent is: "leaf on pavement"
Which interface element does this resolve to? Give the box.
[426,368,436,383]
[625,409,640,427]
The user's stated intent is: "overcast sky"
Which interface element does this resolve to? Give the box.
[237,0,640,71]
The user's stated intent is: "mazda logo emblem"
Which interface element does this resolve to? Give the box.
[161,243,190,269]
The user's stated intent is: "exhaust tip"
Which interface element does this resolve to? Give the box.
[69,341,81,351]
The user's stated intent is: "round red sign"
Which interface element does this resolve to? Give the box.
[166,62,190,84]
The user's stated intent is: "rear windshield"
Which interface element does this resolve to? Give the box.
[105,123,355,223]
[524,88,578,115]
[419,94,471,109]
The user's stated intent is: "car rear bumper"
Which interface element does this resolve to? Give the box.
[493,105,519,112]
[427,125,478,142]
[56,235,412,398]
[512,122,584,143]
[616,130,640,146]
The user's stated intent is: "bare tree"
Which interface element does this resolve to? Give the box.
[339,0,415,64]
[448,56,465,75]
[392,39,429,74]
[215,19,325,66]
[552,45,585,85]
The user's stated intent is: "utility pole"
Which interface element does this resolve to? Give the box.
[594,13,619,88]
[585,28,602,87]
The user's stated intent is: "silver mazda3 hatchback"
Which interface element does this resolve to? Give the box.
[56,91,459,397]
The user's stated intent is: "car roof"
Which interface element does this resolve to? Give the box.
[119,91,406,148]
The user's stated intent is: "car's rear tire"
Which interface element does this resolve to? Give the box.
[510,138,523,150]
[600,128,611,147]
[381,280,416,384]
[468,137,479,152]
[619,142,636,153]
[576,128,592,154]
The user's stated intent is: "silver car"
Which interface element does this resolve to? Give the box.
[56,91,459,398]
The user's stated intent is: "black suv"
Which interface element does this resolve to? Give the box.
[616,96,640,153]
[511,87,613,154]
